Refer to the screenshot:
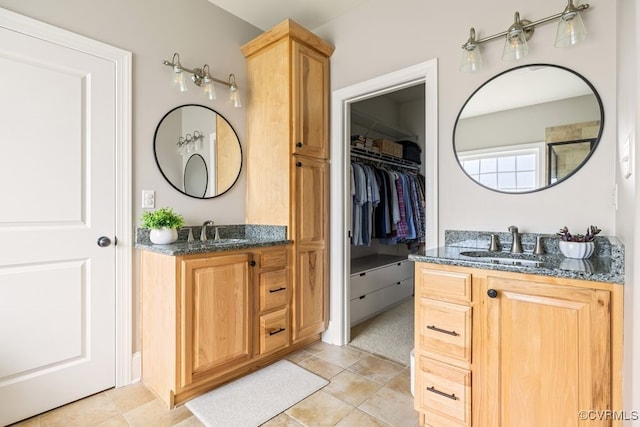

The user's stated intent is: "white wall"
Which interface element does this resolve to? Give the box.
[616,0,639,424]
[316,0,617,239]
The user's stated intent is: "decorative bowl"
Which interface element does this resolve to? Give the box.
[150,228,178,245]
[558,241,594,259]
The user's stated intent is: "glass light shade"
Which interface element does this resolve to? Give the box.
[202,77,216,100]
[555,12,587,47]
[172,68,188,92]
[460,46,483,72]
[502,31,529,61]
[229,87,241,108]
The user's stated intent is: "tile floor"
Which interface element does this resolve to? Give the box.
[11,342,419,427]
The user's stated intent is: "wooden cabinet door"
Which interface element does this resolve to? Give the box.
[293,156,327,244]
[292,40,329,159]
[179,253,252,388]
[483,276,611,427]
[292,244,327,341]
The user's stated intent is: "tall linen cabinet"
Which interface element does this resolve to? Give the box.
[241,20,334,344]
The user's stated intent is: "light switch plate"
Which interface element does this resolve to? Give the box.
[142,190,155,209]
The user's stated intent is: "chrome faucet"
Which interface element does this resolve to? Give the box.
[508,225,523,253]
[200,220,214,241]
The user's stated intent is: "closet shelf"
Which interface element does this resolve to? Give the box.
[350,146,420,170]
[351,110,418,142]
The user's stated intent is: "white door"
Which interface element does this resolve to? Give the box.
[0,16,119,425]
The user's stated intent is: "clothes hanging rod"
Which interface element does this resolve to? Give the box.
[350,148,420,171]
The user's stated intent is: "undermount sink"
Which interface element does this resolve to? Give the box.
[459,250,543,267]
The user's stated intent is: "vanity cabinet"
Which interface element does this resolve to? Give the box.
[180,253,252,388]
[241,20,334,345]
[141,245,315,408]
[414,262,623,427]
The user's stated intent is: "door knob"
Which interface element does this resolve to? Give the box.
[487,289,498,298]
[296,142,303,148]
[97,236,112,247]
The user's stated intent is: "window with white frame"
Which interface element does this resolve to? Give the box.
[458,143,545,192]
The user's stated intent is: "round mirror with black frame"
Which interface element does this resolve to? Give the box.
[153,104,242,199]
[453,64,604,194]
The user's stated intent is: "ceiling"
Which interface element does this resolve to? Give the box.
[207,0,368,31]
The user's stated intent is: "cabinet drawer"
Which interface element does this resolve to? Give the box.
[383,277,414,306]
[259,269,289,312]
[418,357,471,427]
[417,268,471,304]
[258,247,288,269]
[351,260,413,298]
[259,308,289,354]
[350,287,385,326]
[418,298,471,365]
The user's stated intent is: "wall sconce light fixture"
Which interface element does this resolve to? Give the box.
[177,131,204,155]
[460,0,590,72]
[163,53,241,107]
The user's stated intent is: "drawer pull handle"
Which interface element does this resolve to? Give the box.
[269,287,286,293]
[427,325,459,336]
[269,328,286,336]
[359,272,366,276]
[359,295,366,300]
[427,386,458,400]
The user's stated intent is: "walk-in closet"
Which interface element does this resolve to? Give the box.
[347,83,426,365]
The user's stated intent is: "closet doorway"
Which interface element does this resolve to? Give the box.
[347,85,425,364]
[326,59,438,351]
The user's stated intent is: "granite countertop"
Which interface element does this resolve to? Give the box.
[408,230,625,284]
[135,224,291,256]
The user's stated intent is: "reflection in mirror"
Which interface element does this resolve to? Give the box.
[453,64,603,193]
[184,154,208,197]
[154,104,242,199]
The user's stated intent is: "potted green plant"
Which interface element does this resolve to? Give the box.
[140,207,185,244]
[557,225,601,259]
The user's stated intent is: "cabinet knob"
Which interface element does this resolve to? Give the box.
[296,161,302,167]
[296,142,303,148]
[249,260,256,267]
[487,289,498,298]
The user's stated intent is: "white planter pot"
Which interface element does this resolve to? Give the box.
[149,228,178,245]
[558,241,594,259]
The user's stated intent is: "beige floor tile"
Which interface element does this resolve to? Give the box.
[335,408,390,427]
[260,412,304,426]
[94,414,130,427]
[348,355,404,384]
[173,415,206,426]
[313,344,364,369]
[39,392,120,427]
[286,391,353,427]
[322,370,382,407]
[384,367,413,396]
[9,417,41,427]
[359,387,420,427]
[285,349,313,364]
[302,341,336,355]
[106,382,156,413]
[123,398,192,427]
[296,355,344,380]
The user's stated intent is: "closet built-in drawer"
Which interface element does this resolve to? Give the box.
[259,269,289,312]
[351,260,413,298]
[418,298,471,365]
[418,356,471,427]
[382,277,414,306]
[350,287,385,325]
[257,247,288,269]
[259,308,289,354]
[417,268,471,304]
